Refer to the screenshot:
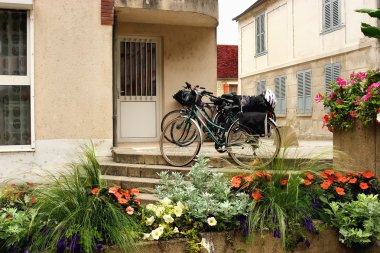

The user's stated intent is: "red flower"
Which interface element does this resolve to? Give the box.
[304,179,312,186]
[348,178,357,184]
[320,181,332,190]
[359,182,369,190]
[135,199,141,206]
[31,196,36,204]
[231,176,242,188]
[130,188,139,196]
[15,192,23,199]
[362,171,375,179]
[26,182,33,186]
[251,190,262,201]
[335,187,345,196]
[349,111,356,118]
[91,187,100,196]
[281,179,287,186]
[304,173,314,180]
[321,172,329,179]
[322,114,329,124]
[5,215,12,220]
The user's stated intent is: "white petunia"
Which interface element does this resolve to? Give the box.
[173,206,183,217]
[155,206,165,218]
[207,217,217,226]
[176,201,185,209]
[157,225,164,233]
[377,112,380,124]
[151,229,162,240]
[145,216,155,226]
[200,238,211,253]
[163,214,174,224]
[142,233,152,240]
[160,197,172,206]
[146,203,157,211]
[173,227,179,233]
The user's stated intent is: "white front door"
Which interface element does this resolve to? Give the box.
[117,37,161,143]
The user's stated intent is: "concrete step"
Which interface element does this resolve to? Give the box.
[100,161,192,179]
[101,175,161,190]
[139,193,158,204]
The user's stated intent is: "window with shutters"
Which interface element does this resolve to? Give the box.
[256,80,266,95]
[255,13,266,56]
[323,0,342,33]
[274,76,286,115]
[297,70,312,114]
[325,63,340,94]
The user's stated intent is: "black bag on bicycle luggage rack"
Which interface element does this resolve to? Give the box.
[241,94,269,113]
[239,112,268,136]
[173,89,196,106]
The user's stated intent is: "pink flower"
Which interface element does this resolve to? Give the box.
[328,92,335,99]
[350,72,355,79]
[361,93,373,101]
[336,99,344,104]
[356,72,366,81]
[126,206,134,215]
[336,78,347,87]
[354,96,360,105]
[366,82,380,93]
[314,93,323,103]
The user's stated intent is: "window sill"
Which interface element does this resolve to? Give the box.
[320,24,345,35]
[296,113,312,117]
[255,51,267,58]
[0,146,35,153]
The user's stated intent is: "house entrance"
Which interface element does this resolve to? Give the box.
[117,37,161,142]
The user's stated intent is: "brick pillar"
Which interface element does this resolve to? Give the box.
[101,0,114,25]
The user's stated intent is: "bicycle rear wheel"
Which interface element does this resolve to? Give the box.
[226,120,280,168]
[160,117,202,167]
[161,109,182,132]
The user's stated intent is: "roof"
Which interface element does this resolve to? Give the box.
[217,45,238,79]
[233,0,267,21]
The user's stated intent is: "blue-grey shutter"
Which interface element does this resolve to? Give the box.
[332,63,340,81]
[332,0,340,28]
[274,77,281,114]
[304,70,312,113]
[260,14,265,52]
[255,15,261,54]
[257,80,266,94]
[325,64,333,93]
[297,72,305,113]
[280,76,286,114]
[323,0,332,31]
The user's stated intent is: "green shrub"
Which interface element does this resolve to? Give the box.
[326,194,380,247]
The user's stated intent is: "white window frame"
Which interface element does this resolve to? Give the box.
[0,7,35,152]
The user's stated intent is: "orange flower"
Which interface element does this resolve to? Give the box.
[359,182,369,190]
[109,186,121,194]
[320,173,329,179]
[241,183,250,190]
[244,175,254,182]
[91,187,100,196]
[336,176,348,183]
[304,173,314,180]
[251,190,262,201]
[126,206,134,215]
[26,182,33,186]
[130,188,139,196]
[15,192,23,199]
[335,187,345,196]
[378,178,380,182]
[31,196,37,204]
[122,190,131,200]
[114,192,122,199]
[231,176,242,188]
[324,169,334,175]
[5,215,12,220]
[255,172,264,178]
[281,179,287,186]
[118,198,128,204]
[135,199,141,206]
[304,179,312,186]
[362,171,375,179]
[320,181,332,190]
[348,178,357,184]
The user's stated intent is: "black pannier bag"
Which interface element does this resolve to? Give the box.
[241,94,269,112]
[239,112,268,136]
[173,89,196,106]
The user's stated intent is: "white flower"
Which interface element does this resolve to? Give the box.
[155,206,165,218]
[207,217,217,226]
[163,214,174,224]
[173,227,179,233]
[200,238,211,253]
[377,112,380,124]
[157,225,164,233]
[173,206,183,217]
[160,197,172,206]
[142,233,152,240]
[146,204,157,211]
[176,201,185,209]
[151,229,162,240]
[145,216,155,226]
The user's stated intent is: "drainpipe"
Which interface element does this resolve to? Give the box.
[112,14,118,147]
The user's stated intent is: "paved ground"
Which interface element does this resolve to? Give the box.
[113,140,333,160]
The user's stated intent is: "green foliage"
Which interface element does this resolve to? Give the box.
[356,9,380,39]
[30,145,140,253]
[325,194,380,247]
[155,154,250,228]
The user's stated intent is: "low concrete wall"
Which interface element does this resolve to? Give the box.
[109,230,380,253]
[333,122,380,176]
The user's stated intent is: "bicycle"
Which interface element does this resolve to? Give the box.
[160,86,281,168]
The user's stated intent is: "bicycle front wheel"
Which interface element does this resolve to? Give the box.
[226,120,281,168]
[160,117,202,167]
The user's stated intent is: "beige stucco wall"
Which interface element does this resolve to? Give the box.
[118,22,217,115]
[34,0,113,140]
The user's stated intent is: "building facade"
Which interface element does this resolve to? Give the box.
[216,45,238,96]
[0,0,218,180]
[235,0,380,139]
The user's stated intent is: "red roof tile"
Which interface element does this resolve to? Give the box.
[217,45,238,79]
